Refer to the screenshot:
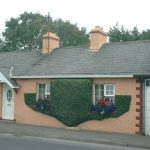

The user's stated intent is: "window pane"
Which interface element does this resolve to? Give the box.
[109,91,113,95]
[45,84,50,94]
[109,85,114,90]
[37,83,51,100]
[99,85,104,97]
[95,84,104,103]
[95,84,99,90]
[104,84,115,96]
[146,80,150,87]
[7,90,12,102]
[38,84,46,99]
[106,84,114,91]
[95,84,99,102]
[106,90,110,95]
[39,84,45,94]
[94,84,115,104]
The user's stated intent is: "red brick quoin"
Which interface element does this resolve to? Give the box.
[135,79,143,134]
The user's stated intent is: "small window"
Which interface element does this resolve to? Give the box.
[37,83,50,100]
[45,84,50,95]
[7,89,12,102]
[146,80,150,87]
[104,84,115,96]
[95,84,104,103]
[94,83,115,104]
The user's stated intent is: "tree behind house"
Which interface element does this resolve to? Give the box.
[108,23,150,42]
[0,12,89,51]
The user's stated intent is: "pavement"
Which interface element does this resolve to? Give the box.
[0,120,150,149]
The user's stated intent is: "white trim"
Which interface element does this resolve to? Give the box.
[36,83,50,100]
[144,79,150,135]
[0,72,15,88]
[45,84,50,95]
[104,84,115,97]
[11,74,133,79]
[36,83,39,101]
[93,83,115,104]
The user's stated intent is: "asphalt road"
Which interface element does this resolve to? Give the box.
[0,133,148,150]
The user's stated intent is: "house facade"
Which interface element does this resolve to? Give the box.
[0,26,150,135]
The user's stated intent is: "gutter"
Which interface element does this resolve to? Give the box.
[11,74,134,79]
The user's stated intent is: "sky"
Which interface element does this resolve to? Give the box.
[0,0,150,34]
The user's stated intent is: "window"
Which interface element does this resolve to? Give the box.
[45,84,50,95]
[95,84,104,103]
[94,84,115,104]
[104,84,115,96]
[7,89,12,102]
[146,80,150,87]
[37,83,50,100]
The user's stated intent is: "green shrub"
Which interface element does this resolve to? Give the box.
[113,95,131,117]
[24,79,131,126]
[24,93,36,108]
[49,79,94,126]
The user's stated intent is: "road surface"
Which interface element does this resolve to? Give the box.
[0,133,148,150]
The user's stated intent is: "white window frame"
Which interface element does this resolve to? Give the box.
[145,79,150,87]
[94,83,115,104]
[45,84,50,95]
[37,83,50,101]
[104,84,115,97]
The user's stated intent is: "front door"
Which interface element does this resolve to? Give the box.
[145,79,150,135]
[2,83,14,120]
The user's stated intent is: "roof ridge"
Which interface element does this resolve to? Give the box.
[60,45,89,49]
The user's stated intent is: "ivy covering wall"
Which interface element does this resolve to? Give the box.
[24,79,131,126]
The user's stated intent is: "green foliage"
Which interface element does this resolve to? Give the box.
[0,38,5,51]
[113,95,131,117]
[24,80,131,127]
[49,79,93,126]
[1,12,89,51]
[24,93,36,108]
[131,27,140,41]
[108,23,134,42]
[53,19,89,47]
[108,23,150,42]
[140,29,150,40]
[3,12,47,51]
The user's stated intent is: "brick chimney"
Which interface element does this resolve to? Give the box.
[90,26,107,50]
[42,32,60,54]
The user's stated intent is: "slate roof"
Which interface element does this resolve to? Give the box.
[0,68,19,87]
[0,40,150,78]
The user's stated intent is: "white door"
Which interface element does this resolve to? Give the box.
[2,83,14,120]
[145,79,150,135]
